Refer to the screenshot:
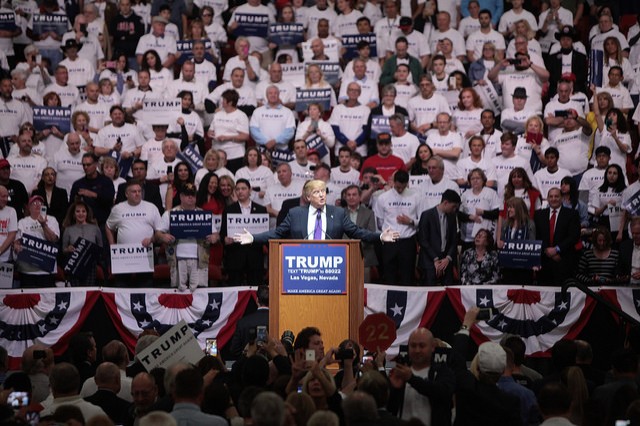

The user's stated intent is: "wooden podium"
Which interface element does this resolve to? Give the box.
[268,240,364,350]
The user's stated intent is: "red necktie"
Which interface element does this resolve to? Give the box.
[549,209,557,246]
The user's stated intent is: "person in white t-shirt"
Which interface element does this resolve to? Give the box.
[331,147,361,190]
[264,163,303,228]
[501,86,538,135]
[135,16,176,68]
[0,186,17,263]
[426,113,462,181]
[466,9,505,62]
[53,133,84,196]
[59,39,95,88]
[288,139,315,183]
[106,181,161,286]
[329,82,370,157]
[8,132,47,193]
[44,65,80,107]
[228,0,275,56]
[14,194,60,287]
[552,108,593,182]
[389,113,420,168]
[498,0,537,37]
[94,106,145,159]
[74,82,110,133]
[534,147,572,206]
[208,89,250,173]
[544,81,587,143]
[456,136,497,188]
[493,132,535,200]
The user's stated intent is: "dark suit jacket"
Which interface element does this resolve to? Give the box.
[229,307,269,359]
[276,197,304,226]
[32,186,69,227]
[221,201,267,270]
[533,206,580,255]
[116,181,164,214]
[547,50,588,97]
[417,207,458,269]
[253,205,380,243]
[388,362,455,425]
[619,239,635,281]
[352,205,377,267]
[84,389,132,425]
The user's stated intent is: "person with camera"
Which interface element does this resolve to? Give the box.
[229,285,270,360]
[387,327,455,423]
[487,51,549,115]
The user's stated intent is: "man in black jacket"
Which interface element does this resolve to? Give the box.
[388,327,455,424]
[116,159,164,214]
[84,362,132,425]
[229,285,269,359]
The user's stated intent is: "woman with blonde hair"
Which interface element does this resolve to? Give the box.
[515,115,549,173]
[498,197,536,284]
[505,20,542,57]
[602,36,634,87]
[100,156,126,196]
[304,64,337,107]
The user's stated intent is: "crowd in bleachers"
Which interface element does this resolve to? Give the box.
[0,0,638,288]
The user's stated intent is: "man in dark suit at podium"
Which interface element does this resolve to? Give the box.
[234,180,399,243]
[229,285,269,359]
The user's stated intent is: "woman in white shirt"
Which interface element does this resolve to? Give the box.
[234,146,274,206]
[141,49,173,92]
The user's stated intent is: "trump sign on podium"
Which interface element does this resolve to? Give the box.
[281,244,347,294]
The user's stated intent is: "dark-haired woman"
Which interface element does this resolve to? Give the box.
[589,164,626,245]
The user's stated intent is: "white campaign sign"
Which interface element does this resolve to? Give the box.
[110,244,154,274]
[137,320,204,371]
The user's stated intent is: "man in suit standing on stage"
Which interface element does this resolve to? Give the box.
[343,184,378,282]
[221,179,268,285]
[229,285,269,359]
[534,187,581,285]
[418,189,461,285]
[235,179,399,243]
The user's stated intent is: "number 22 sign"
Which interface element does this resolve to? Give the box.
[358,312,397,352]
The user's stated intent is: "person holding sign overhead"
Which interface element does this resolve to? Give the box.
[221,178,267,285]
[234,179,399,243]
[14,195,60,287]
[155,183,219,291]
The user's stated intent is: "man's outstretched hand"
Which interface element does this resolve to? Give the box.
[233,228,254,244]
[381,228,400,242]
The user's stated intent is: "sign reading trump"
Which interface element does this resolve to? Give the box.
[281,244,347,294]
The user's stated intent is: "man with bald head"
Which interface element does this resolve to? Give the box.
[388,328,455,423]
[255,63,296,109]
[84,362,132,425]
[131,372,158,422]
[81,340,133,401]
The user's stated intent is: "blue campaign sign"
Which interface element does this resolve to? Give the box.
[177,144,204,174]
[17,234,59,272]
[369,115,409,139]
[63,237,100,278]
[268,23,304,46]
[498,239,542,269]
[270,148,294,166]
[305,134,328,159]
[234,13,269,38]
[590,49,604,87]
[342,33,377,60]
[32,13,68,36]
[33,106,71,133]
[307,62,340,86]
[170,210,213,239]
[0,12,17,31]
[295,88,332,112]
[623,188,640,216]
[281,244,347,294]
